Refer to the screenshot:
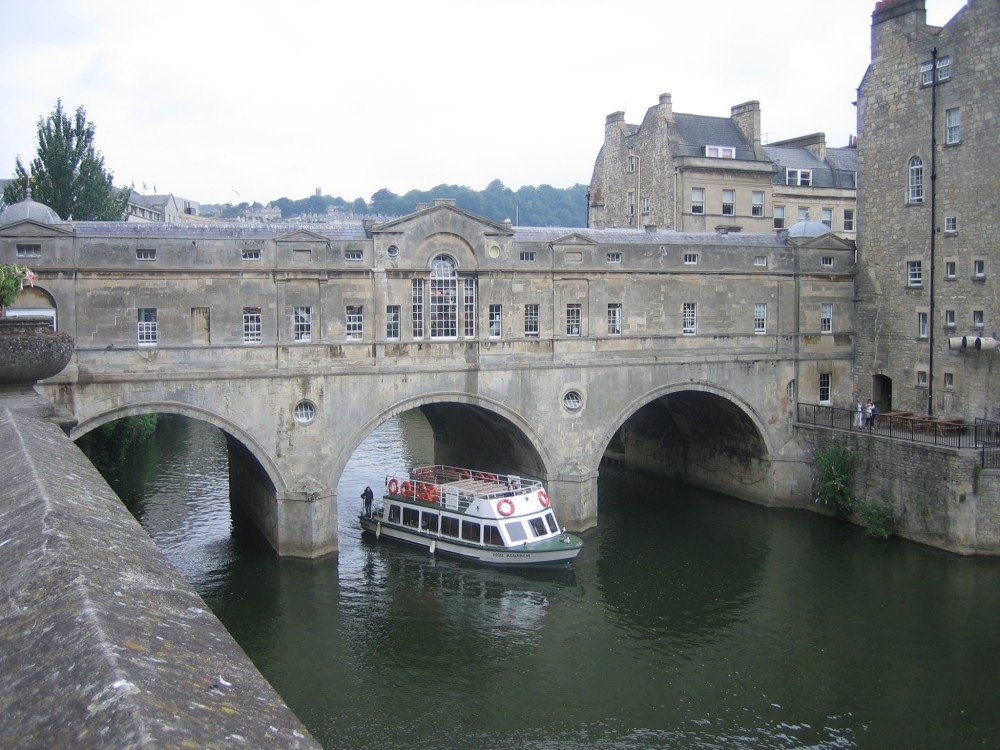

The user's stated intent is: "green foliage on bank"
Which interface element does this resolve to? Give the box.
[858,500,898,539]
[813,441,856,518]
[77,414,159,467]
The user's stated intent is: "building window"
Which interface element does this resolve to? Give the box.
[774,206,785,229]
[918,311,928,339]
[753,255,767,267]
[751,191,764,217]
[822,256,834,268]
[691,188,705,214]
[136,248,156,261]
[916,370,928,387]
[566,304,582,336]
[821,208,833,228]
[346,305,364,340]
[945,216,957,234]
[293,400,317,425]
[944,372,955,390]
[429,256,458,339]
[386,305,400,340]
[945,309,956,328]
[641,196,650,215]
[937,56,951,82]
[945,107,961,144]
[683,253,698,265]
[524,304,539,337]
[908,156,924,203]
[243,306,262,343]
[411,279,424,338]
[387,244,400,258]
[627,191,636,217]
[921,60,934,86]
[786,169,812,186]
[463,278,476,337]
[607,303,622,336]
[488,304,502,338]
[945,261,957,279]
[682,302,697,335]
[819,372,831,405]
[241,247,261,261]
[15,244,41,258]
[754,303,767,334]
[973,259,985,278]
[973,310,985,328]
[519,250,536,263]
[344,249,363,261]
[137,308,157,346]
[844,209,855,232]
[798,207,809,222]
[705,145,735,158]
[293,306,312,342]
[607,252,622,264]
[627,155,638,173]
[908,260,923,287]
[722,189,735,216]
[563,390,584,412]
[821,302,833,333]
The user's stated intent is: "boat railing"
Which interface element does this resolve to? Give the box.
[383,465,543,510]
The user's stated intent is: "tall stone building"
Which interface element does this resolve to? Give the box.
[856,0,997,419]
[588,95,858,239]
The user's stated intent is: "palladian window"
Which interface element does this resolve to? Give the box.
[908,156,924,203]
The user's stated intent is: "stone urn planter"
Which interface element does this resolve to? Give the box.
[0,316,75,392]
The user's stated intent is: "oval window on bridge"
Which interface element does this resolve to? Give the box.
[562,390,584,412]
[293,400,317,425]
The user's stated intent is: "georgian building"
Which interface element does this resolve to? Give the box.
[855,0,996,419]
[588,94,857,240]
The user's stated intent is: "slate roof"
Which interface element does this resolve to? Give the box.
[512,226,785,247]
[71,221,371,240]
[670,113,763,161]
[764,145,858,189]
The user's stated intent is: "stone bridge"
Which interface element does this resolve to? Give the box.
[2,199,857,557]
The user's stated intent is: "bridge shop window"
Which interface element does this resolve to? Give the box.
[241,246,261,261]
[683,253,698,265]
[16,244,41,258]
[411,279,424,338]
[607,252,622,264]
[243,306,262,344]
[293,400,316,425]
[463,279,476,337]
[821,303,833,333]
[607,303,622,336]
[137,308,158,346]
[346,305,364,340]
[524,304,539,337]
[293,306,312,342]
[566,304,582,336]
[682,302,697,335]
[488,304,502,338]
[754,303,767,334]
[430,255,458,339]
[386,305,401,340]
[818,372,831,405]
[136,248,156,261]
[344,249,363,261]
[519,250,536,263]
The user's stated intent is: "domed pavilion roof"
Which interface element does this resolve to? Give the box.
[0,188,62,226]
[785,218,830,238]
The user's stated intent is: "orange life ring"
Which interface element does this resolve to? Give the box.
[485,473,498,483]
[538,489,550,507]
[473,471,486,481]
[426,486,439,503]
[497,498,515,517]
[460,469,472,479]
[400,481,412,498]
[387,478,399,495]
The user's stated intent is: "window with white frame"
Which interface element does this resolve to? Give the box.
[344,249,363,261]
[136,248,156,261]
[607,252,622,264]
[753,255,767,267]
[974,259,985,278]
[682,302,697,335]
[752,191,764,217]
[821,303,833,333]
[705,145,735,158]
[16,244,40,258]
[946,107,961,144]
[488,304,502,338]
[691,188,705,214]
[973,310,985,328]
[293,306,311,342]
[411,279,424,338]
[908,156,924,203]
[918,311,928,339]
[821,208,833,227]
[607,303,622,336]
[819,372,831,404]
[386,305,400,340]
[137,308,157,346]
[683,253,698,265]
[463,278,476,337]
[524,303,539,337]
[921,60,934,86]
[641,196,650,215]
[566,304,582,336]
[430,255,458,339]
[241,246,261,261]
[722,189,735,216]
[908,260,923,287]
[844,209,855,232]
[945,309,956,328]
[786,169,812,186]
[243,307,262,343]
[945,216,957,233]
[519,250,536,262]
[754,303,767,334]
[774,206,785,229]
[937,56,951,82]
[346,305,364,340]
[945,261,957,279]
[917,369,928,386]
[798,207,809,222]
[822,256,834,268]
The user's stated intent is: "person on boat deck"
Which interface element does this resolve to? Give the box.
[361,486,374,516]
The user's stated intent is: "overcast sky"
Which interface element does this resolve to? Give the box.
[0,0,967,207]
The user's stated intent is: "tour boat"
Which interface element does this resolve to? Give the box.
[359,465,583,567]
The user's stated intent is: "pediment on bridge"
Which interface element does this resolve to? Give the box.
[274,228,330,244]
[374,202,514,238]
[550,233,596,247]
[0,219,74,239]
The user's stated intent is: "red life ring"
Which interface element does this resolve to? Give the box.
[497,498,515,517]
[460,469,472,479]
[485,473,498,483]
[387,478,399,495]
[538,489,550,507]
[426,486,439,503]
[400,481,412,497]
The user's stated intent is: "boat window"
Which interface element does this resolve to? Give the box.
[484,525,503,546]
[441,516,459,537]
[421,513,438,532]
[544,513,558,533]
[403,507,419,527]
[528,517,548,537]
[461,520,481,543]
[505,520,527,543]
[388,505,401,523]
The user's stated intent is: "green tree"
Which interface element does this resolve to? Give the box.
[2,99,130,221]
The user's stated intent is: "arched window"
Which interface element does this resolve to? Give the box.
[430,255,458,339]
[908,156,924,203]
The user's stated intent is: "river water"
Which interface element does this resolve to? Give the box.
[94,413,1000,750]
